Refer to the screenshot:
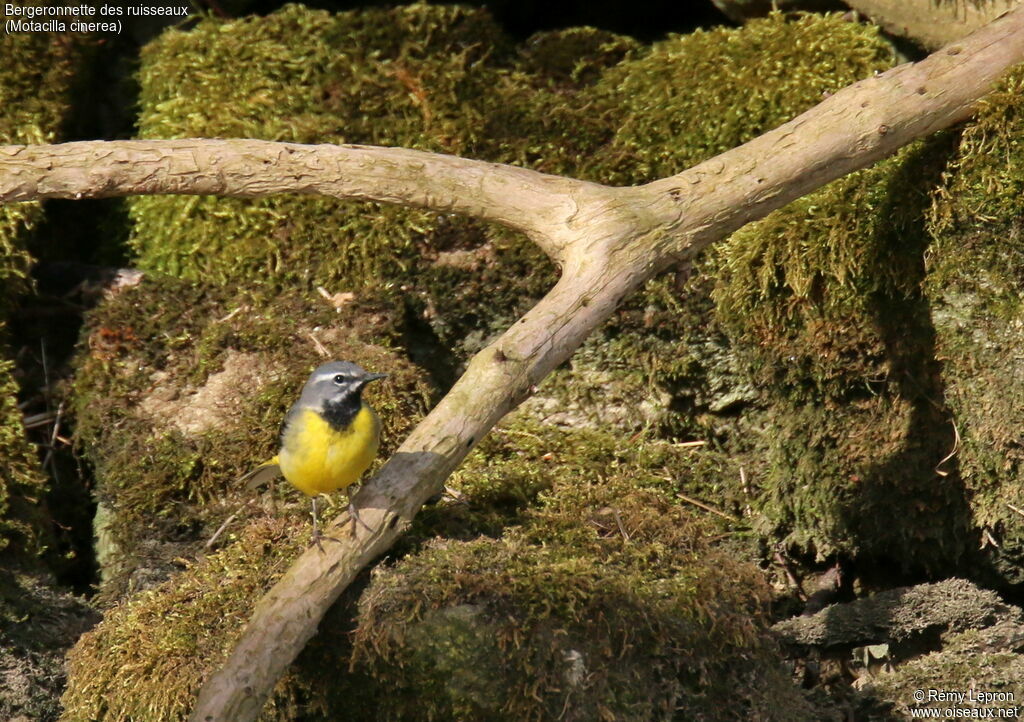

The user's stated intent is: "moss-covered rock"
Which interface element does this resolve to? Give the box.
[711,125,972,569]
[60,417,790,722]
[0,25,80,311]
[0,357,51,558]
[0,21,78,347]
[415,412,755,542]
[771,579,1024,718]
[517,27,639,85]
[592,12,894,184]
[60,516,307,722]
[861,618,1024,718]
[924,66,1024,585]
[71,275,434,599]
[316,421,819,721]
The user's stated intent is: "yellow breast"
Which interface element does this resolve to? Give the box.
[278,405,380,497]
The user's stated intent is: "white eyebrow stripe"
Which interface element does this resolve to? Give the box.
[313,371,355,383]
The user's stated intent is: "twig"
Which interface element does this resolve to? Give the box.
[306,332,329,358]
[611,507,630,542]
[773,548,808,601]
[38,339,62,485]
[43,401,65,481]
[205,508,243,550]
[22,411,56,430]
[205,499,259,550]
[214,306,245,324]
[935,420,961,477]
[675,491,739,522]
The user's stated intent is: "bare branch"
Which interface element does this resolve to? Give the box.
[0,140,593,263]
[845,0,1021,49]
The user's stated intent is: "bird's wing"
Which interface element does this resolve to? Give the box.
[242,402,302,491]
[241,456,282,491]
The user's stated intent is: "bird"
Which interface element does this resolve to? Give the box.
[241,360,387,549]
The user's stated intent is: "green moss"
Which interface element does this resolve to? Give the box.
[0,26,79,560]
[591,12,894,184]
[924,65,1024,584]
[327,422,813,721]
[930,68,1024,247]
[0,27,76,147]
[0,210,36,316]
[861,621,1024,717]
[59,417,780,722]
[0,355,49,555]
[60,516,307,722]
[529,263,754,442]
[71,275,434,598]
[517,27,638,85]
[715,144,935,396]
[130,6,579,325]
[130,3,498,288]
[125,4,655,369]
[712,129,971,569]
[0,26,79,311]
[407,225,557,358]
[127,8,901,423]
[408,413,752,543]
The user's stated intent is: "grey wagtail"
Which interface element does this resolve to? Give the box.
[241,361,387,548]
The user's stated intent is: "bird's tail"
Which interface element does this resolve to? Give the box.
[240,456,282,491]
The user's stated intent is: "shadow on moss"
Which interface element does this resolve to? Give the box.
[714,133,973,575]
[924,66,1024,587]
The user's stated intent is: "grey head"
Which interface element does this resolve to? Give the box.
[296,361,388,412]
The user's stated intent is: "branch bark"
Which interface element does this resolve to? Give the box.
[0,141,588,262]
[1,6,1022,720]
[845,0,1021,50]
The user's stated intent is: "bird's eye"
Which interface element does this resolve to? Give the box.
[333,374,347,384]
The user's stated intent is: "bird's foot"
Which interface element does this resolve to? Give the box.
[347,503,374,535]
[310,528,343,552]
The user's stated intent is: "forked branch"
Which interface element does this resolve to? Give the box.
[0,6,1021,721]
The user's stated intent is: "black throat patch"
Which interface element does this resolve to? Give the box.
[321,392,362,432]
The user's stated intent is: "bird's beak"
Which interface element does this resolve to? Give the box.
[363,373,388,384]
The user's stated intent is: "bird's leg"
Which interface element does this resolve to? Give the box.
[346,489,374,535]
[309,496,342,551]
[311,496,324,552]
